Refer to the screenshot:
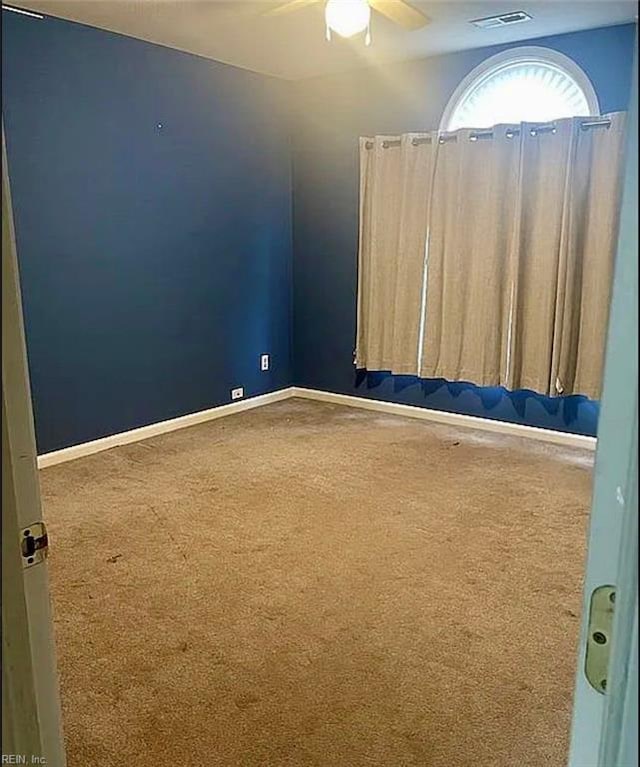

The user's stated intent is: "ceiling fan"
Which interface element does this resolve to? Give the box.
[263,0,430,46]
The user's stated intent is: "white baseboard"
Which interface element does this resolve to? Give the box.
[290,387,597,451]
[37,383,596,468]
[37,388,295,469]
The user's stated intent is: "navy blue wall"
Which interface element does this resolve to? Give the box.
[3,12,293,453]
[291,23,637,436]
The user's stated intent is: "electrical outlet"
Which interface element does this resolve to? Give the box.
[260,354,270,371]
[231,387,244,400]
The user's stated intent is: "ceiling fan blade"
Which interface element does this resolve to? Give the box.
[369,0,430,30]
[262,0,320,17]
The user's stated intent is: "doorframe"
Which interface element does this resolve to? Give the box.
[567,28,638,767]
[597,41,639,762]
[600,420,637,767]
[2,125,66,765]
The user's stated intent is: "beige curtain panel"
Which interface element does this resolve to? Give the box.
[420,127,520,386]
[550,112,628,399]
[356,112,627,399]
[356,133,436,374]
[503,118,578,395]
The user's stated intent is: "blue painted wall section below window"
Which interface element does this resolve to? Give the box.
[2,12,293,454]
[290,23,637,437]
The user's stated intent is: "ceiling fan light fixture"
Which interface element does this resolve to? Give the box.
[325,0,371,39]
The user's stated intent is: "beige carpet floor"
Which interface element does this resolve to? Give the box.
[41,398,594,767]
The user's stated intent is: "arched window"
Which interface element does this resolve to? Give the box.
[441,47,600,132]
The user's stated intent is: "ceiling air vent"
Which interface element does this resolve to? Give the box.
[470,11,532,29]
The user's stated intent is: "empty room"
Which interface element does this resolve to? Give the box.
[2,2,638,767]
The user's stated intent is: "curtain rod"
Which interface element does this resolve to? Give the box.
[364,117,612,149]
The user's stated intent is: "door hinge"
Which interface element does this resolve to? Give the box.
[20,521,49,568]
[585,584,615,694]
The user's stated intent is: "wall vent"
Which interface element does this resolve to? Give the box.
[470,11,532,29]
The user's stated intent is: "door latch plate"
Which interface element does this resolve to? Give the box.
[20,521,49,568]
[585,584,615,694]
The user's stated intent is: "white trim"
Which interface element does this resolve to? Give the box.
[37,384,596,468]
[291,387,597,451]
[37,388,295,468]
[440,46,601,132]
[2,5,44,18]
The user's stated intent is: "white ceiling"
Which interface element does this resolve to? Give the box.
[14,0,638,80]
